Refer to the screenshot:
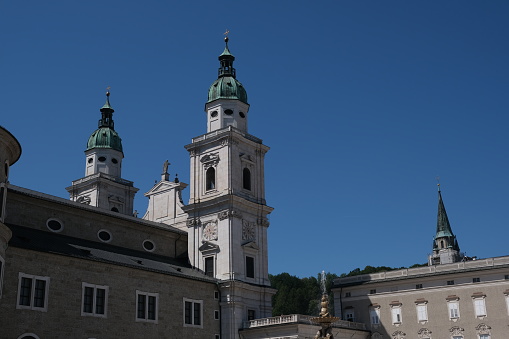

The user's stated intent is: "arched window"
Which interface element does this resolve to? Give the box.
[440,240,445,249]
[206,167,215,190]
[111,207,119,213]
[243,168,251,190]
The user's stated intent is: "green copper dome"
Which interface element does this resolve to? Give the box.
[207,37,248,104]
[208,76,248,104]
[86,91,123,153]
[87,127,123,152]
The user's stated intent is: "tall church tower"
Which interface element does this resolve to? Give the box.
[183,37,275,338]
[428,185,462,265]
[66,90,139,215]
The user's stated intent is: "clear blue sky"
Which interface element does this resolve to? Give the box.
[1,1,508,278]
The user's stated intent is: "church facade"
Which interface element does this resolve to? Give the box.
[0,38,274,339]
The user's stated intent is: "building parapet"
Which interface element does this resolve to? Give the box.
[334,256,509,286]
[243,314,366,331]
[71,172,134,187]
[191,125,263,144]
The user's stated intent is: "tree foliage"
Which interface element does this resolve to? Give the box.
[270,264,425,316]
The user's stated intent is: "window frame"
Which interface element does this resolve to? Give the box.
[16,273,50,312]
[81,282,109,318]
[183,298,203,328]
[472,296,487,318]
[242,168,251,191]
[344,308,355,322]
[416,302,428,323]
[204,256,214,277]
[136,290,159,323]
[369,306,380,325]
[448,299,460,319]
[205,167,216,191]
[391,305,402,324]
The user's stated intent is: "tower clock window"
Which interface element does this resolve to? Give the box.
[206,167,216,190]
[224,109,233,115]
[211,111,218,118]
[243,168,251,190]
[98,156,106,162]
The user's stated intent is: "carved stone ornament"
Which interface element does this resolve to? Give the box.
[202,221,218,241]
[186,218,201,227]
[200,153,220,166]
[450,326,464,336]
[391,331,406,339]
[475,323,491,335]
[242,220,255,241]
[257,217,270,227]
[76,195,91,205]
[417,328,432,339]
[218,209,243,220]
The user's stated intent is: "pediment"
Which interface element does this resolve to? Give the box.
[199,241,220,253]
[144,180,187,196]
[242,241,259,250]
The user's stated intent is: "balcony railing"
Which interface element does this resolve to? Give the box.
[243,314,366,330]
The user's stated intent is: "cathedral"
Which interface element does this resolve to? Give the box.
[0,37,275,339]
[1,37,508,339]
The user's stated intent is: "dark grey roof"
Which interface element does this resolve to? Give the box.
[7,224,216,283]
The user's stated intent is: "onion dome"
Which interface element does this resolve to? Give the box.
[86,90,123,153]
[207,37,248,104]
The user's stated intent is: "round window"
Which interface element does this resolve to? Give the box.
[46,218,63,232]
[143,240,155,252]
[87,158,93,164]
[98,156,106,162]
[211,111,218,118]
[98,230,112,242]
[224,109,233,115]
[239,112,245,118]
[111,158,118,164]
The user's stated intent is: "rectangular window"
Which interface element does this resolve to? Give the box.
[246,256,255,279]
[473,298,487,317]
[369,289,376,294]
[448,301,460,319]
[81,282,108,317]
[247,309,256,320]
[416,284,423,289]
[214,310,220,320]
[473,277,480,283]
[205,257,214,277]
[345,310,355,322]
[345,292,351,297]
[214,291,219,300]
[16,273,50,311]
[369,308,380,325]
[0,256,4,299]
[136,290,158,323]
[479,335,490,339]
[447,280,455,285]
[391,307,402,324]
[416,304,428,322]
[183,298,203,328]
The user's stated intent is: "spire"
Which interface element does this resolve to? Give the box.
[218,35,236,78]
[436,184,454,239]
[99,88,115,129]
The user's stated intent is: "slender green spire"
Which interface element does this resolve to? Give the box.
[433,184,460,251]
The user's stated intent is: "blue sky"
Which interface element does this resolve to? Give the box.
[1,1,508,278]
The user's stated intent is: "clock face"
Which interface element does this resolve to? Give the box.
[203,223,218,241]
[242,222,255,241]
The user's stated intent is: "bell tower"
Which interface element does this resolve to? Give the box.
[183,36,275,338]
[428,184,463,265]
[66,90,139,215]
